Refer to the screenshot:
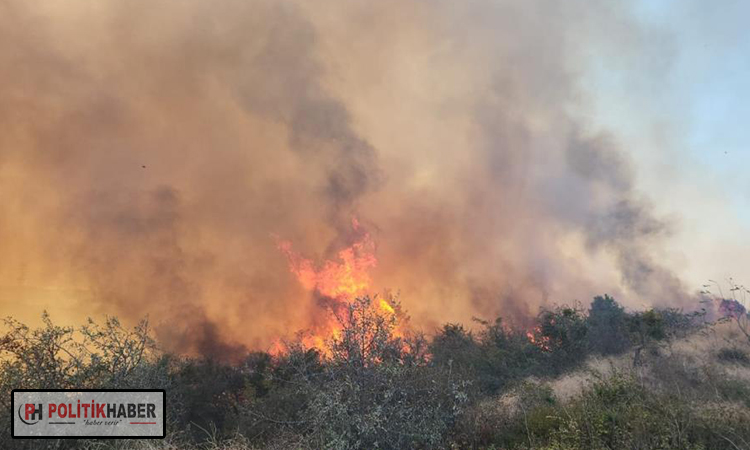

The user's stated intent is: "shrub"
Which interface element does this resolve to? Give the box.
[1,296,742,450]
[717,347,750,366]
[535,305,589,375]
[0,313,172,450]
[239,296,469,450]
[587,295,628,355]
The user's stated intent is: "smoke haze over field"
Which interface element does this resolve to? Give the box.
[0,0,743,356]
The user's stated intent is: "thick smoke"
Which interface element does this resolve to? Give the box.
[0,0,692,357]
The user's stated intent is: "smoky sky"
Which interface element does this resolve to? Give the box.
[0,0,694,356]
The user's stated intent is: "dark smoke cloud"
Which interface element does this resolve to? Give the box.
[0,0,694,356]
[225,3,380,230]
[566,133,687,303]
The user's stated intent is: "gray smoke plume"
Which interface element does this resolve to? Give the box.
[0,0,694,357]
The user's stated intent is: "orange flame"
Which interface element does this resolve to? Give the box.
[277,224,376,300]
[378,298,395,315]
[276,219,398,354]
[526,326,552,352]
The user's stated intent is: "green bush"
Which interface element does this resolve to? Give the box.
[587,295,628,355]
[0,314,174,450]
[717,347,750,366]
[526,373,749,450]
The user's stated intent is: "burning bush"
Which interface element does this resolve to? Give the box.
[239,296,468,449]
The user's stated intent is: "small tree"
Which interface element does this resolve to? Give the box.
[476,318,544,394]
[242,296,468,449]
[702,279,750,345]
[536,305,589,374]
[430,323,482,377]
[627,309,665,367]
[0,313,162,391]
[329,296,404,367]
[587,295,629,355]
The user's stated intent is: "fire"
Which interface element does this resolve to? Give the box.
[277,219,376,300]
[526,326,552,352]
[378,298,395,315]
[276,218,398,353]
